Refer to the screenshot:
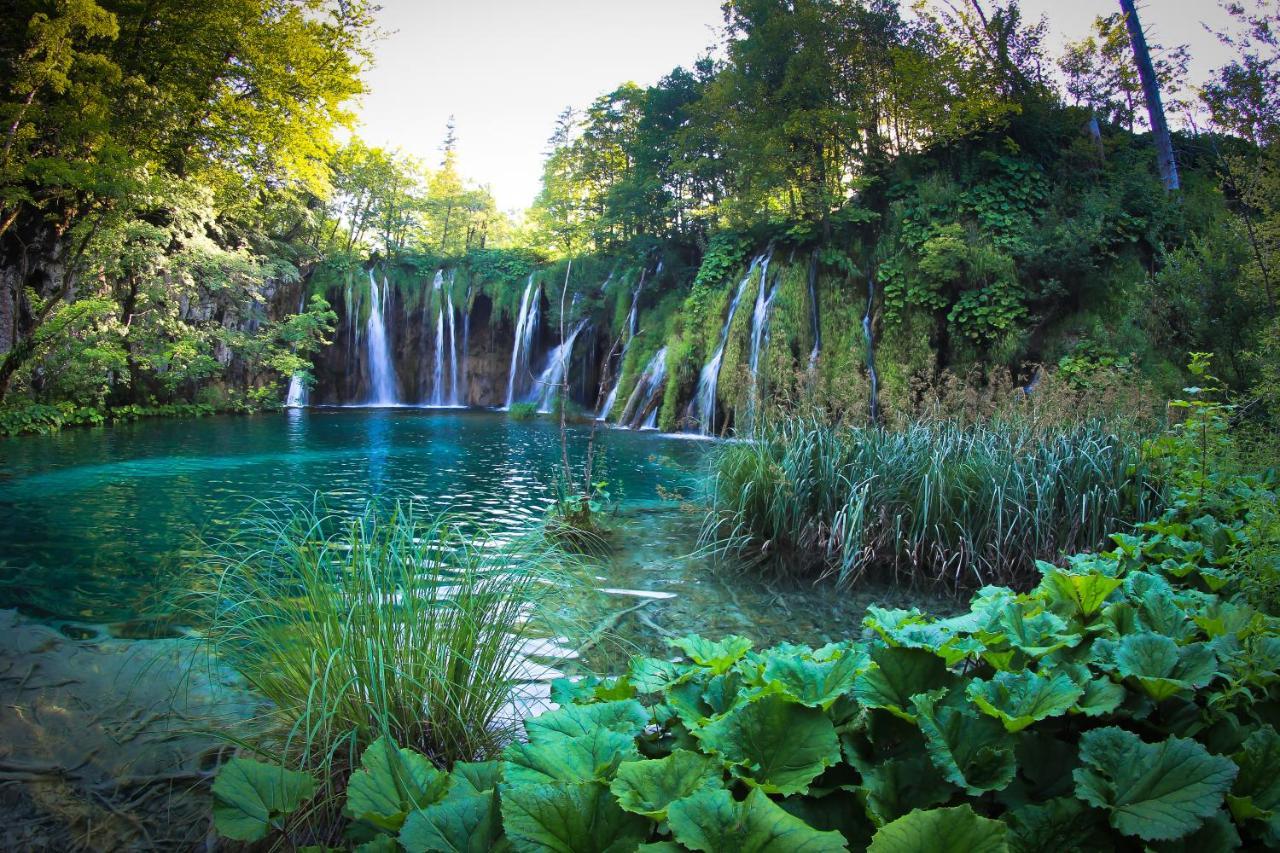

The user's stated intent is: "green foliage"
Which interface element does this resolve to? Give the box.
[704,417,1156,588]
[506,402,538,421]
[211,757,316,842]
[209,430,1280,850]
[196,501,570,829]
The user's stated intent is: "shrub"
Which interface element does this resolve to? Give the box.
[214,503,1280,850]
[195,501,571,835]
[702,417,1158,588]
[507,402,538,420]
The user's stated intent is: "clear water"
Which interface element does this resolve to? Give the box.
[0,409,706,624]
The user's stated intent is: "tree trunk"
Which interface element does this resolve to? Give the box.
[1119,0,1179,191]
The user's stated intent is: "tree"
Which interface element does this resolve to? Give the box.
[1117,0,1179,190]
[0,0,374,403]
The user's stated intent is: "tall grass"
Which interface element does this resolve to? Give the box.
[195,501,569,784]
[703,417,1159,588]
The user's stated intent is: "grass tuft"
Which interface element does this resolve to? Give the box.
[702,417,1159,589]
[193,500,571,804]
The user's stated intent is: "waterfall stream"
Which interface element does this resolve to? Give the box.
[746,254,777,424]
[365,270,399,406]
[689,253,765,435]
[284,292,308,408]
[533,318,589,413]
[597,267,648,421]
[620,346,668,429]
[504,276,541,409]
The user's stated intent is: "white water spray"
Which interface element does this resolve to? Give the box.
[365,270,399,406]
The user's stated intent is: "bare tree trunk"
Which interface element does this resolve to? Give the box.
[1119,0,1179,190]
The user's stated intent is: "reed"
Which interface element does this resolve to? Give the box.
[195,501,569,787]
[702,417,1159,588]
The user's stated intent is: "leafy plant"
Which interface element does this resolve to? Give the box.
[195,501,573,840]
[507,402,539,421]
[703,416,1157,588]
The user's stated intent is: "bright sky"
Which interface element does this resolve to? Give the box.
[353,0,1238,213]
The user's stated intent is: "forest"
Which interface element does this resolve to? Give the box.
[0,0,1277,850]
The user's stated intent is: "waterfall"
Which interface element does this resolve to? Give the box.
[747,258,776,382]
[620,346,668,429]
[460,285,471,405]
[365,270,399,406]
[807,250,821,371]
[284,292,308,408]
[431,305,446,406]
[445,298,459,407]
[532,318,589,413]
[864,269,880,424]
[596,267,647,421]
[688,253,765,435]
[504,275,541,408]
[284,373,307,407]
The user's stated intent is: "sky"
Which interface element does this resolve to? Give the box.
[352,0,1239,212]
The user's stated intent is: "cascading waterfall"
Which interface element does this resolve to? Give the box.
[365,270,399,406]
[688,253,765,435]
[460,285,471,405]
[596,267,648,421]
[504,275,541,408]
[864,269,880,424]
[620,346,668,429]
[532,318,589,413]
[284,292,308,408]
[446,277,459,406]
[431,304,446,406]
[746,255,777,400]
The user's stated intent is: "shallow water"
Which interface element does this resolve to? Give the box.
[0,408,706,624]
[0,409,956,846]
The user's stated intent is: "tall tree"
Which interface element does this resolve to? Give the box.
[1118,0,1179,190]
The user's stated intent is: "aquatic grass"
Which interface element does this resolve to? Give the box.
[702,417,1160,589]
[194,500,573,788]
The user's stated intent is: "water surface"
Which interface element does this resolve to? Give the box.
[0,409,705,623]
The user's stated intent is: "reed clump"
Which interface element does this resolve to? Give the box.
[195,502,569,795]
[702,417,1159,589]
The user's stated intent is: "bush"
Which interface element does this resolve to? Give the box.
[213,499,1280,850]
[703,417,1158,588]
[507,402,539,420]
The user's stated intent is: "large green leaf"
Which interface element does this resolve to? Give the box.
[912,689,1016,794]
[609,749,723,819]
[503,727,640,785]
[1114,634,1218,702]
[670,635,754,673]
[346,736,449,831]
[500,781,650,853]
[211,758,316,842]
[966,670,1083,732]
[1073,727,1238,841]
[853,645,955,722]
[524,699,650,743]
[866,805,1009,852]
[1005,797,1111,853]
[1037,565,1122,620]
[761,646,869,709]
[667,787,847,852]
[1228,725,1280,846]
[990,601,1079,658]
[695,693,840,795]
[448,761,502,799]
[628,657,684,693]
[850,752,955,826]
[399,791,502,853]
